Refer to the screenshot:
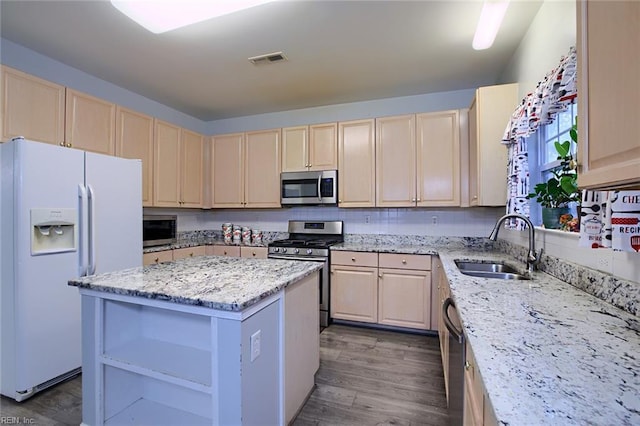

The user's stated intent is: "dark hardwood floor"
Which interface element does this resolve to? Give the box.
[0,324,446,426]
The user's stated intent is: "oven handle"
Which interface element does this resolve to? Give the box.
[268,255,327,262]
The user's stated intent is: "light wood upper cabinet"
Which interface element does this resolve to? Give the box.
[245,129,281,208]
[309,122,337,170]
[65,89,116,155]
[153,120,181,207]
[417,110,460,206]
[211,133,245,208]
[282,126,308,172]
[577,1,640,189]
[1,65,65,145]
[468,83,518,206]
[376,115,416,207]
[282,123,337,172]
[180,129,204,208]
[115,107,154,207]
[211,130,281,208]
[338,119,376,207]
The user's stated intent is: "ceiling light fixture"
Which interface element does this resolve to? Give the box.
[110,0,275,34]
[472,0,510,50]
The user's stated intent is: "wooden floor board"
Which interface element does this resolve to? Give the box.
[1,324,448,426]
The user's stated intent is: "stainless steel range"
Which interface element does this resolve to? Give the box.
[267,220,343,327]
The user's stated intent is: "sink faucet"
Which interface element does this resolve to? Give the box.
[489,214,543,273]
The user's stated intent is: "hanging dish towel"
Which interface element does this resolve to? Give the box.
[580,190,640,252]
[610,191,640,252]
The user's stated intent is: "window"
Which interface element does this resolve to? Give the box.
[528,102,578,226]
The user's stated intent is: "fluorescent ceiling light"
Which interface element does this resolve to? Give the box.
[472,0,510,50]
[110,0,275,34]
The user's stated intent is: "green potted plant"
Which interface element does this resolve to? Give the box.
[527,120,580,230]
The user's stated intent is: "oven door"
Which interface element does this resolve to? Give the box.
[280,170,337,206]
[267,255,330,327]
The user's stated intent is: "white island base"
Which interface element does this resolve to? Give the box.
[78,271,319,426]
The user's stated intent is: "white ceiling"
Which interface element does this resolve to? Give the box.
[0,0,542,121]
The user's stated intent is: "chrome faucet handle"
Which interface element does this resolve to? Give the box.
[528,248,544,271]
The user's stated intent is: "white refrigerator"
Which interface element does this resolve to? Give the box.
[1,138,142,401]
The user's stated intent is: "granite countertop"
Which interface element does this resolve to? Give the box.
[68,256,322,311]
[331,242,640,426]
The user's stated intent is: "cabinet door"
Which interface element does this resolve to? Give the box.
[463,341,485,426]
[309,122,337,170]
[143,250,173,266]
[577,1,640,189]
[245,129,281,208]
[240,246,268,259]
[338,119,376,207]
[417,110,461,207]
[468,100,479,206]
[172,246,206,260]
[1,66,65,146]
[209,245,240,257]
[153,120,181,207]
[375,115,416,207]
[211,133,244,208]
[378,268,431,330]
[65,89,116,155]
[470,84,517,206]
[180,129,204,208]
[330,265,378,323]
[282,126,308,172]
[115,107,154,207]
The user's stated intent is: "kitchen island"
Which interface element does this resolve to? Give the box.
[69,255,323,426]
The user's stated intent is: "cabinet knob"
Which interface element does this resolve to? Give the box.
[223,251,227,255]
[465,361,472,371]
[66,143,72,148]
[338,200,342,203]
[351,257,356,262]
[154,257,159,262]
[378,273,383,278]
[59,142,65,147]
[472,195,478,200]
[417,198,421,202]
[252,252,256,256]
[402,259,407,264]
[189,253,193,257]
[411,198,416,202]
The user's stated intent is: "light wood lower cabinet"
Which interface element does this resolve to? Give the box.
[207,245,241,257]
[331,251,432,330]
[464,340,496,426]
[173,246,206,260]
[435,257,451,401]
[240,246,268,259]
[143,250,173,266]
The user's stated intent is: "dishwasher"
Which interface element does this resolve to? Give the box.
[443,297,465,426]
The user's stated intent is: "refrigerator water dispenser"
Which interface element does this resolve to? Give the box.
[30,208,78,255]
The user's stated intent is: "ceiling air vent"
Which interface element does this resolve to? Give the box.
[248,51,287,65]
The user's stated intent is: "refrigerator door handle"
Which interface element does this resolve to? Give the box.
[78,184,88,277]
[87,184,96,275]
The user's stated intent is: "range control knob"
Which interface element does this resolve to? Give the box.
[273,247,279,253]
[282,248,287,253]
[306,249,313,255]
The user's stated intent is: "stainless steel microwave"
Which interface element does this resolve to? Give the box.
[142,215,177,247]
[280,170,338,206]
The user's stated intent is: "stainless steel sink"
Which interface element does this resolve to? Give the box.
[455,260,530,280]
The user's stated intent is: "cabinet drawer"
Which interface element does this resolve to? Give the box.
[173,246,206,260]
[143,250,173,265]
[209,245,240,257]
[331,251,378,267]
[240,246,268,259]
[379,253,431,270]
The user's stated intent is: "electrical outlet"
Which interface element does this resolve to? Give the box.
[250,330,261,362]
[431,216,438,225]
[597,256,611,271]
[365,215,371,224]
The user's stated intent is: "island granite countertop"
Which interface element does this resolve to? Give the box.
[332,241,640,426]
[68,255,323,311]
